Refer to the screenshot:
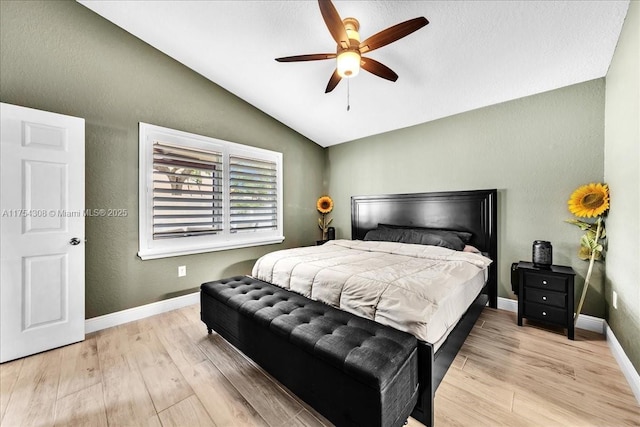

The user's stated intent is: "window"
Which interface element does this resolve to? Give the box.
[138,123,283,260]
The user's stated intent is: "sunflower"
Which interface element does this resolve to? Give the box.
[566,182,610,325]
[567,183,609,218]
[316,196,334,214]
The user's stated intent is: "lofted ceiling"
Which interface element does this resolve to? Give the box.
[77,0,630,147]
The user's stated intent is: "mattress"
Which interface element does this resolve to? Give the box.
[251,239,491,349]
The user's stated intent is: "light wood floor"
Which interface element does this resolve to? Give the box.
[1,305,639,426]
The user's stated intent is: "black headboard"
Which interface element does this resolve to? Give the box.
[351,189,498,307]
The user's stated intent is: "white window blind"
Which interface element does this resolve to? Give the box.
[138,123,284,260]
[152,142,223,239]
[230,155,278,234]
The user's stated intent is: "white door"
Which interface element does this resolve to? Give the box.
[0,103,85,363]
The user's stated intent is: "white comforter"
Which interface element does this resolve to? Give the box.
[251,239,492,343]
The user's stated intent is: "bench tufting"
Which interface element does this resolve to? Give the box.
[201,276,419,427]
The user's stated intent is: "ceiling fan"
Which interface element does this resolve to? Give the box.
[275,0,429,93]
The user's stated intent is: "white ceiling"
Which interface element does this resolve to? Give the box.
[78,0,630,147]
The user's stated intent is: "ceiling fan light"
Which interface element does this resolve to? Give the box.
[337,50,361,78]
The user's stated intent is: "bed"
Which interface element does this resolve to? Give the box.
[347,189,497,425]
[202,189,498,426]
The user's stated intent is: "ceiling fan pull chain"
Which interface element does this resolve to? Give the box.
[347,78,351,111]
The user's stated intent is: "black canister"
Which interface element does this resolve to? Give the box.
[532,240,552,268]
[327,227,335,240]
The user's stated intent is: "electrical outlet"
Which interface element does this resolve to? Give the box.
[612,290,618,309]
[178,265,186,277]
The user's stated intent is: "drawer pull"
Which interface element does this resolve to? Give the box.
[542,280,548,285]
[542,296,547,301]
[542,311,547,316]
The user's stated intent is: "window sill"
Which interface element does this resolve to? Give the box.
[137,236,285,260]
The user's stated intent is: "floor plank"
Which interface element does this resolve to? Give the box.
[436,380,539,427]
[53,382,107,427]
[0,357,22,420]
[287,409,331,427]
[182,359,269,427]
[157,394,215,427]
[97,337,158,426]
[154,320,207,370]
[129,330,193,413]
[1,349,62,427]
[56,337,101,400]
[197,333,304,426]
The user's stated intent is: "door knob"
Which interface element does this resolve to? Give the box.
[69,237,81,246]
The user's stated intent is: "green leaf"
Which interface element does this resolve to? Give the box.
[578,247,591,260]
[580,234,591,247]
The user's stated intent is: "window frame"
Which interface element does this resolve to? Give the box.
[138,123,284,260]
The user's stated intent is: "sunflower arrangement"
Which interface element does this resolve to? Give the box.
[566,183,610,324]
[316,195,334,240]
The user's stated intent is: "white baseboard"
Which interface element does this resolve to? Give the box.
[85,292,200,334]
[497,297,605,333]
[606,323,640,404]
[497,296,519,312]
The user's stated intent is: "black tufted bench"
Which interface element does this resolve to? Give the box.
[201,276,419,427]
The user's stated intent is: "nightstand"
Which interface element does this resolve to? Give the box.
[517,261,576,340]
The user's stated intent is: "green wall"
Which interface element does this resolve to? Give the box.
[0,0,325,318]
[326,80,607,317]
[604,1,639,373]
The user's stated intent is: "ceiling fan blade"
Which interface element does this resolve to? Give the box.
[359,17,429,54]
[361,57,398,82]
[275,53,337,62]
[325,69,342,93]
[318,0,350,49]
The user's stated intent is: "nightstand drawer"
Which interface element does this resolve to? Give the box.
[524,287,566,308]
[523,272,567,292]
[524,302,566,324]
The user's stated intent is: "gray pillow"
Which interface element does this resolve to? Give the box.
[364,227,466,251]
[363,227,411,243]
[378,223,473,243]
